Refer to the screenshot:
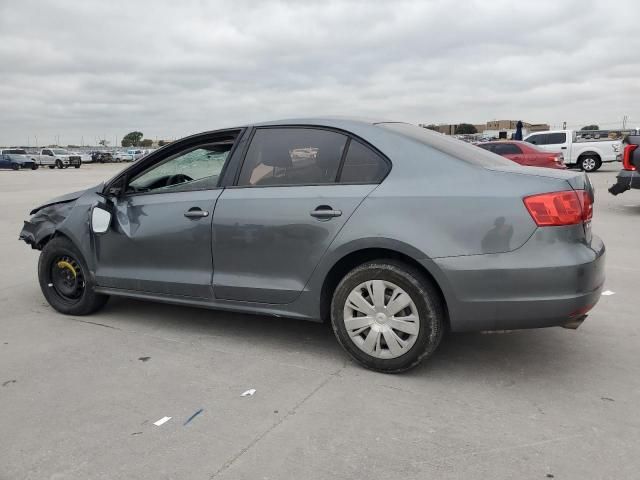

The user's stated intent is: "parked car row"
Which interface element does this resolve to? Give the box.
[0,146,157,170]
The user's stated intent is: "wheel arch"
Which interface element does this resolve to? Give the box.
[319,245,452,330]
[577,151,601,161]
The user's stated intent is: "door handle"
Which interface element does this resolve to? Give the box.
[561,146,567,149]
[310,206,342,219]
[184,208,209,219]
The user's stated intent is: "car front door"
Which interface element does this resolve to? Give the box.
[212,127,390,304]
[94,133,239,298]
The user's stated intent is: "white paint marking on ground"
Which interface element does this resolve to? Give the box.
[601,290,616,296]
[153,416,172,426]
[241,389,256,397]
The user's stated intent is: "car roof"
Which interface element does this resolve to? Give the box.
[248,116,392,129]
[483,140,529,145]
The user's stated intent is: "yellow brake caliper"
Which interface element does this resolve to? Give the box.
[56,260,77,279]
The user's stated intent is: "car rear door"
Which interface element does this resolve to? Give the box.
[211,127,389,304]
[94,132,239,298]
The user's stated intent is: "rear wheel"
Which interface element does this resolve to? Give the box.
[579,155,601,172]
[38,237,109,315]
[31,164,39,170]
[331,260,444,373]
[11,163,19,170]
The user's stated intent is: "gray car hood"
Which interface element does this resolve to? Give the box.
[29,183,104,215]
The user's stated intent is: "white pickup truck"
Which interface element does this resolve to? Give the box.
[33,148,82,169]
[523,130,622,172]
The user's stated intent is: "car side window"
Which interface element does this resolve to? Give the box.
[526,134,546,145]
[493,143,522,155]
[128,142,232,194]
[546,133,567,144]
[43,149,52,155]
[339,139,389,183]
[237,128,347,186]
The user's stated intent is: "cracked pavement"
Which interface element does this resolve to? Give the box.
[1,163,639,479]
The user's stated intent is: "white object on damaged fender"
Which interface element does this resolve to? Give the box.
[241,389,256,397]
[601,290,615,296]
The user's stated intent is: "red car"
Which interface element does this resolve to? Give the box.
[477,140,566,169]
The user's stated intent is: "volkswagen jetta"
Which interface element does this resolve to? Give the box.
[19,118,605,372]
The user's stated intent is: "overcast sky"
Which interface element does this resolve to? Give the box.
[0,0,638,146]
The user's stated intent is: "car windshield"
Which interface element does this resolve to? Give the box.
[52,149,68,155]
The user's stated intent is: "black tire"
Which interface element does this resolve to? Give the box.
[579,155,601,172]
[74,164,80,169]
[38,236,109,315]
[31,164,39,170]
[11,163,19,170]
[48,165,55,169]
[331,260,444,373]
[55,159,63,169]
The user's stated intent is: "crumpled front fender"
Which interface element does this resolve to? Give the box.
[19,201,75,249]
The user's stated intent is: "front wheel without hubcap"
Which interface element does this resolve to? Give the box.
[331,260,444,373]
[38,237,109,315]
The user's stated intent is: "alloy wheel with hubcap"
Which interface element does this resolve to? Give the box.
[581,156,599,172]
[331,260,444,373]
[344,280,419,359]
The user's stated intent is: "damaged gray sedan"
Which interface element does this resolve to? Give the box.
[19,118,605,372]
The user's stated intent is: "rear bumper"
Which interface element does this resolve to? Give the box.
[609,170,640,195]
[432,230,606,332]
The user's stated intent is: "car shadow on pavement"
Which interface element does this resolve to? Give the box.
[95,296,584,381]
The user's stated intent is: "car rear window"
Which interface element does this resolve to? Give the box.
[378,122,513,167]
[339,139,389,183]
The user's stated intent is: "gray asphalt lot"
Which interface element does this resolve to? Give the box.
[1,163,639,479]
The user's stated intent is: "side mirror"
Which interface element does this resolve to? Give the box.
[91,206,111,234]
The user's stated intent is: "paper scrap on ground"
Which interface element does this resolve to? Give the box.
[153,416,172,426]
[241,389,256,397]
[602,290,615,296]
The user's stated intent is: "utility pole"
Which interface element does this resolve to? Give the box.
[622,115,628,130]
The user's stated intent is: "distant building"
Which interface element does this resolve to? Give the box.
[421,120,550,139]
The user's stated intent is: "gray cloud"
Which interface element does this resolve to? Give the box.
[0,0,638,145]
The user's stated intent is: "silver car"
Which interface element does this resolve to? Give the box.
[19,118,605,372]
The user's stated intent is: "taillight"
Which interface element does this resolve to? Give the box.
[524,190,592,226]
[622,144,637,171]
